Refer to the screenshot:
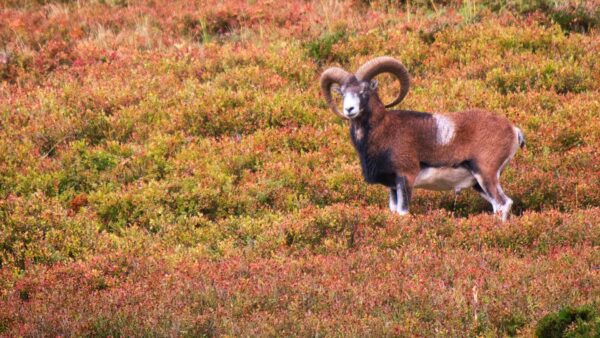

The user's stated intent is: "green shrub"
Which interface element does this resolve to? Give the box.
[306,28,347,63]
[0,194,100,270]
[536,305,600,338]
[487,59,592,94]
[499,312,527,336]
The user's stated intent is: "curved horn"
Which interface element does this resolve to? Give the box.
[320,67,352,119]
[355,56,410,108]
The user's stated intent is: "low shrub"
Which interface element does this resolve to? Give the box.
[535,305,600,338]
[306,28,347,64]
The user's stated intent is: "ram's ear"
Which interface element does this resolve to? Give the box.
[369,79,378,91]
[333,86,343,96]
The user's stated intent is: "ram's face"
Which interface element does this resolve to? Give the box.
[336,79,378,119]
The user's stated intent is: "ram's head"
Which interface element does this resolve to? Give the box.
[320,57,411,119]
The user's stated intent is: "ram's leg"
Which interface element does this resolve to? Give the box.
[389,188,398,212]
[495,182,513,221]
[395,175,414,215]
[472,172,512,221]
[472,183,493,204]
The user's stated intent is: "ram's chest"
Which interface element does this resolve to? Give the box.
[351,126,396,186]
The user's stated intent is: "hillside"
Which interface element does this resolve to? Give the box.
[1,0,599,335]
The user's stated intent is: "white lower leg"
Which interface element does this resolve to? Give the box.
[478,192,493,204]
[396,179,409,216]
[497,184,513,221]
[396,190,408,215]
[474,174,509,220]
[499,197,513,221]
[389,189,397,212]
[396,206,409,215]
[397,207,409,215]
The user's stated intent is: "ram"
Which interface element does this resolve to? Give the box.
[321,57,524,221]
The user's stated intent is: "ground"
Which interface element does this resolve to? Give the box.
[0,0,599,336]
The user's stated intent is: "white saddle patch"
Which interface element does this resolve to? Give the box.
[414,166,476,191]
[434,114,455,145]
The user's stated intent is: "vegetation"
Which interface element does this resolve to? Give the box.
[536,305,600,338]
[1,0,599,335]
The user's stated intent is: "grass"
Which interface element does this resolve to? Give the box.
[0,0,599,336]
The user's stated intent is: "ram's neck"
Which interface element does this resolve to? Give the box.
[367,92,387,125]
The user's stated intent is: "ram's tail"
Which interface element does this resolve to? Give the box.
[515,127,525,149]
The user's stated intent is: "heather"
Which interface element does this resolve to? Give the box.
[0,0,599,336]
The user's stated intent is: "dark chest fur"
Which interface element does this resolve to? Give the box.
[350,122,396,187]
